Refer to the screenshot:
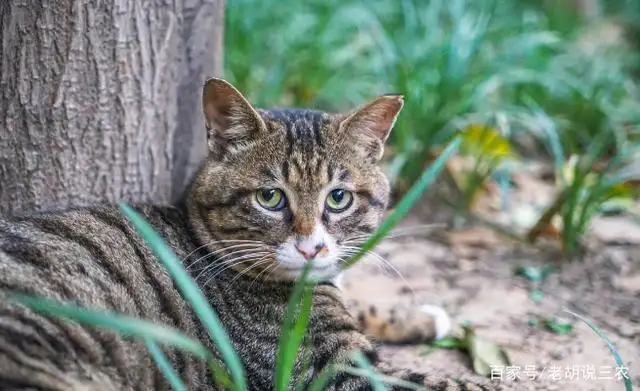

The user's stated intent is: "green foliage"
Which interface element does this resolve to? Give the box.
[553,135,638,255]
[6,293,212,360]
[275,262,314,391]
[146,338,190,391]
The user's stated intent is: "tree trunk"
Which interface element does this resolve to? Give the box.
[0,0,224,215]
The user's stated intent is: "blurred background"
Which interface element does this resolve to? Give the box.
[224,1,640,389]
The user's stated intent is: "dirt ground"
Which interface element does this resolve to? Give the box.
[341,164,640,391]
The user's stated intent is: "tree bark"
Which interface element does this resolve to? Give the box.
[0,0,224,215]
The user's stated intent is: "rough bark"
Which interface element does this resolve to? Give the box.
[0,0,224,215]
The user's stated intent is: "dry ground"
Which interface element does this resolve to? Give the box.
[341,162,640,390]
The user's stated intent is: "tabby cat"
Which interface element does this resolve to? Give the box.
[0,78,496,390]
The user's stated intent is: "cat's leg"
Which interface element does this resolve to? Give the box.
[331,274,452,344]
[311,284,498,391]
[348,300,452,344]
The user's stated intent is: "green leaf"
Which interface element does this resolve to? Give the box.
[145,338,189,391]
[564,309,633,391]
[544,317,573,335]
[118,203,246,390]
[342,137,461,270]
[305,365,339,391]
[209,361,236,390]
[351,351,389,391]
[275,261,314,391]
[7,292,210,360]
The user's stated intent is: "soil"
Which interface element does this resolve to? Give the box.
[341,161,640,391]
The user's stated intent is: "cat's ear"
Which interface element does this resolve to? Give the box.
[338,94,404,162]
[202,78,266,155]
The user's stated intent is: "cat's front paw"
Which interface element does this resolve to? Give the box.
[350,300,452,344]
[418,304,451,340]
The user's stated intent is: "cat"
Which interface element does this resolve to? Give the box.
[0,78,497,390]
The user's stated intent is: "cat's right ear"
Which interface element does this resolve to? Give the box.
[202,78,266,156]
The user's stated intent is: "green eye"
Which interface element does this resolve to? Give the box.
[326,189,353,212]
[256,189,286,211]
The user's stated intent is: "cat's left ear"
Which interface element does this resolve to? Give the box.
[338,94,404,162]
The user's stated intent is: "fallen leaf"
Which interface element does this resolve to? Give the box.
[462,325,510,377]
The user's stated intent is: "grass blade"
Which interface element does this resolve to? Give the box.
[118,203,246,390]
[306,365,339,391]
[564,308,633,391]
[145,338,189,391]
[7,292,210,360]
[351,351,388,391]
[275,261,314,391]
[342,137,461,269]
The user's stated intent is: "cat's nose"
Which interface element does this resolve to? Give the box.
[295,242,327,261]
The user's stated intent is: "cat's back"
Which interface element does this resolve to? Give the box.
[0,205,213,390]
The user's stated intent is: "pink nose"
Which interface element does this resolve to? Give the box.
[295,243,327,261]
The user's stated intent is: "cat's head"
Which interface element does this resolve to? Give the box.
[187,78,403,283]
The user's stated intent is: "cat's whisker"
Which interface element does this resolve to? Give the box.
[187,243,266,271]
[343,224,445,245]
[187,242,267,270]
[181,239,268,266]
[263,264,281,283]
[247,261,278,291]
[197,251,270,276]
[195,251,270,282]
[201,250,271,274]
[224,255,273,292]
[339,246,415,297]
[200,253,270,286]
[339,248,387,275]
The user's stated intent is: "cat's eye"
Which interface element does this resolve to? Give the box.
[256,188,286,211]
[325,189,353,213]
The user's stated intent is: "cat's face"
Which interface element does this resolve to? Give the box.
[188,79,403,283]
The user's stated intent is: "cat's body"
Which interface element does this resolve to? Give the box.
[0,79,496,391]
[0,204,371,390]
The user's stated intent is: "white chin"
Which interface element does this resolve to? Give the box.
[277,262,341,283]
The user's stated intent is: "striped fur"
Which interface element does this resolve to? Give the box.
[0,78,497,391]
